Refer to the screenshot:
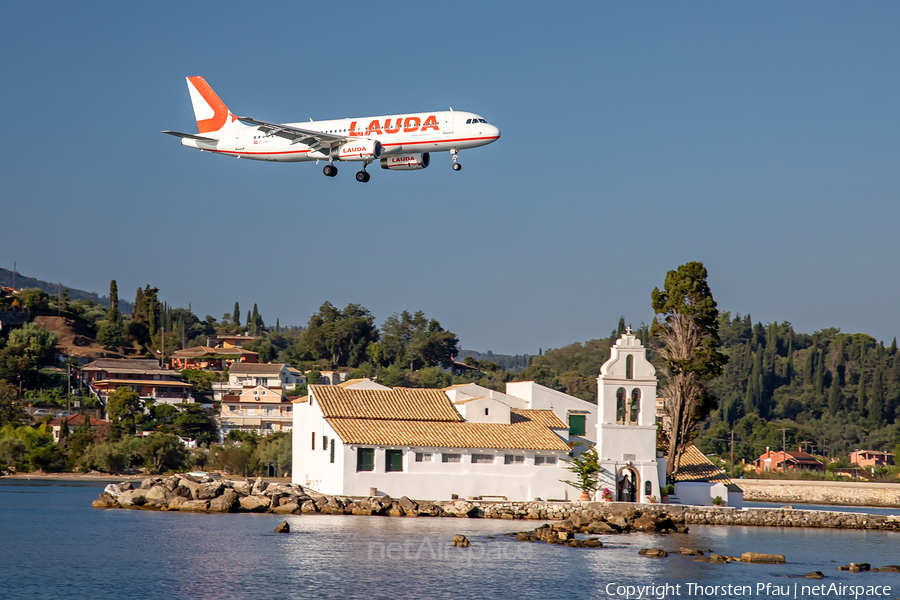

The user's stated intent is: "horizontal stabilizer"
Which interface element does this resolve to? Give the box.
[161,130,218,141]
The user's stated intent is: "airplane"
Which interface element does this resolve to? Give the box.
[163,77,501,182]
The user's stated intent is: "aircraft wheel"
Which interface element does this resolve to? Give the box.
[356,171,370,183]
[452,163,462,171]
[323,165,338,177]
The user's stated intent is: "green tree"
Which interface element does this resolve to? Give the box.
[172,403,217,445]
[142,432,188,473]
[560,444,603,496]
[651,262,728,479]
[827,378,843,416]
[97,320,123,350]
[107,387,143,428]
[305,302,379,367]
[233,301,241,327]
[0,380,28,426]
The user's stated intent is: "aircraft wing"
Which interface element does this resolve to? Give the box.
[237,116,348,146]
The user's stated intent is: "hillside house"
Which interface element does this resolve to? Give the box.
[212,363,305,400]
[219,386,295,439]
[170,346,258,371]
[81,358,193,405]
[755,447,825,472]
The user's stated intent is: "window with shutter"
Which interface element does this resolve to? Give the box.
[568,414,586,436]
[386,449,403,472]
[356,448,374,472]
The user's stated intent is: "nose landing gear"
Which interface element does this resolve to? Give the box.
[451,148,462,171]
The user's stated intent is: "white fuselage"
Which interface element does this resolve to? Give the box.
[180,110,500,162]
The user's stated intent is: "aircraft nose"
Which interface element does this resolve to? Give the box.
[490,124,501,140]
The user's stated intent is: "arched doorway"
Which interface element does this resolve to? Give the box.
[616,466,639,502]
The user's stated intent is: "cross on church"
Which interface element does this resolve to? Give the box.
[625,326,632,335]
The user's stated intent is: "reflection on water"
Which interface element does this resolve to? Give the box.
[2,480,900,600]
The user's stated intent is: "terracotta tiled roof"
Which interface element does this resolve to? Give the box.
[674,445,742,493]
[326,409,570,451]
[94,379,193,387]
[311,385,463,422]
[512,408,567,429]
[451,395,488,405]
[49,414,109,426]
[292,395,309,404]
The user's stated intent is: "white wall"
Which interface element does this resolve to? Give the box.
[505,381,598,444]
[340,447,575,501]
[674,482,734,507]
[453,396,511,423]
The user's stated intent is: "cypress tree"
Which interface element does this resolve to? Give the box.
[616,316,626,337]
[108,280,120,323]
[828,378,842,416]
[858,373,867,417]
[870,367,885,425]
[890,337,898,356]
[835,337,846,386]
[234,302,241,327]
[246,310,251,332]
[803,345,816,386]
[133,287,143,320]
[251,304,259,334]
[276,318,280,333]
[892,355,900,387]
[785,340,794,382]
[815,348,826,395]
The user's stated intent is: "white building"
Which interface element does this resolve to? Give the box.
[212,363,305,400]
[595,329,661,503]
[291,331,671,503]
[219,386,294,439]
[292,382,575,501]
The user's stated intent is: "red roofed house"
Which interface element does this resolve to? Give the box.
[850,450,894,469]
[49,414,109,443]
[755,446,824,472]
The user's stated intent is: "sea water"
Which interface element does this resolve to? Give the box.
[1,479,898,600]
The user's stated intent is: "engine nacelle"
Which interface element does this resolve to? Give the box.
[380,153,430,171]
[337,140,383,161]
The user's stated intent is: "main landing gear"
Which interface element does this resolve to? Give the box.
[355,162,371,183]
[323,164,338,177]
[450,147,462,171]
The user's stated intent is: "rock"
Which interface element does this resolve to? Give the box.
[632,512,676,533]
[587,520,619,534]
[742,552,785,564]
[197,481,224,500]
[275,520,290,533]
[515,533,537,542]
[879,565,900,573]
[117,489,148,507]
[117,481,134,491]
[551,519,574,531]
[232,480,252,495]
[805,572,824,579]
[452,535,471,547]
[179,499,210,512]
[274,502,300,515]
[442,500,477,518]
[639,548,668,558]
[140,478,154,490]
[103,483,127,498]
[583,538,603,548]
[239,495,272,513]
[144,486,173,507]
[251,476,268,496]
[173,485,193,499]
[399,496,418,514]
[694,554,727,564]
[179,473,202,484]
[300,500,319,514]
[92,493,117,508]
[679,547,704,556]
[177,477,201,499]
[209,490,239,513]
[168,496,188,510]
[163,477,179,492]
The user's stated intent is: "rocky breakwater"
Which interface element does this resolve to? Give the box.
[92,475,485,517]
[513,506,688,548]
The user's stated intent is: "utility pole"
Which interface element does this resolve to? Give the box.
[66,363,71,414]
[730,429,735,479]
[779,427,789,453]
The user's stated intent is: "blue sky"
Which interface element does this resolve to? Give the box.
[2,2,898,353]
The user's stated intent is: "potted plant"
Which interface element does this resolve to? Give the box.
[712,495,724,506]
[661,484,674,504]
[561,443,604,501]
[601,487,613,502]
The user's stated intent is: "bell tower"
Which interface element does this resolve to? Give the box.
[595,329,661,502]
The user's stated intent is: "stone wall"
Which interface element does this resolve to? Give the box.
[93,475,900,532]
[738,479,900,507]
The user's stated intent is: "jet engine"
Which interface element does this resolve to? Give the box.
[337,140,383,161]
[380,153,430,170]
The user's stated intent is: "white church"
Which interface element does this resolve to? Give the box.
[292,330,739,505]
